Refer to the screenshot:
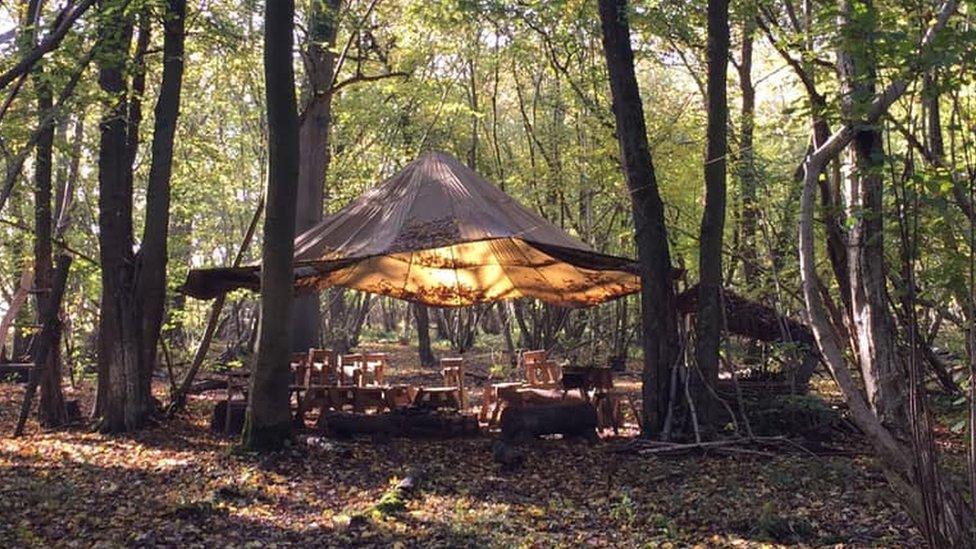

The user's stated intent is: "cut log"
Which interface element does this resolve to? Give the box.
[322,409,480,439]
[500,402,598,441]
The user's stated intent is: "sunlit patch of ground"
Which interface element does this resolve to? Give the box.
[0,348,921,547]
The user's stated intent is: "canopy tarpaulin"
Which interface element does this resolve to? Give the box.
[183,151,640,307]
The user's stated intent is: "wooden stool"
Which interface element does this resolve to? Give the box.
[298,352,336,425]
[289,352,311,415]
[519,350,555,385]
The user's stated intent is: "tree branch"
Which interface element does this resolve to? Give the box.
[0,0,96,91]
[328,70,408,96]
[0,42,96,214]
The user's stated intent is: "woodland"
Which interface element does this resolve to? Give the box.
[2,0,976,546]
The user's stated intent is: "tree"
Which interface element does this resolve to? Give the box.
[797,0,975,542]
[413,303,436,367]
[19,0,69,427]
[836,0,907,432]
[694,0,730,424]
[291,0,342,353]
[736,14,757,285]
[94,0,143,431]
[597,0,680,435]
[137,0,186,410]
[241,0,300,451]
[94,0,186,432]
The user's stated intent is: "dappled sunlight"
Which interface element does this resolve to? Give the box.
[0,360,922,546]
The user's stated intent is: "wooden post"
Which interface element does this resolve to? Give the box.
[15,255,71,436]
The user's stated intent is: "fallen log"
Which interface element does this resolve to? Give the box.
[188,378,227,394]
[322,408,480,439]
[500,402,597,441]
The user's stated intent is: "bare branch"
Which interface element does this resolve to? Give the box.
[328,70,408,95]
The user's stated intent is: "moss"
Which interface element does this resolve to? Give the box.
[372,485,408,516]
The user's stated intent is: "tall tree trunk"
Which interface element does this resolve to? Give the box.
[837,0,907,433]
[413,303,436,367]
[598,0,680,435]
[694,0,730,425]
[242,0,300,451]
[134,0,185,403]
[95,1,146,432]
[738,17,757,285]
[291,0,341,352]
[33,52,67,427]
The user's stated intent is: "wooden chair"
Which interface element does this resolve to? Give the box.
[593,390,640,435]
[414,357,465,410]
[361,352,388,386]
[307,348,336,382]
[224,370,249,405]
[297,349,336,423]
[440,357,466,409]
[352,386,389,413]
[220,370,250,434]
[522,349,561,388]
[311,387,358,429]
[479,380,523,424]
[289,352,311,409]
[384,385,418,409]
[486,385,578,427]
[339,353,365,386]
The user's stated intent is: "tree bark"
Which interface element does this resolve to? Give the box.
[34,58,66,427]
[291,0,341,352]
[837,0,907,433]
[242,0,300,451]
[95,1,146,432]
[135,0,185,405]
[738,17,757,285]
[598,0,680,435]
[694,0,730,425]
[414,303,436,367]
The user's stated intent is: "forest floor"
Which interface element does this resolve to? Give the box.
[0,343,934,547]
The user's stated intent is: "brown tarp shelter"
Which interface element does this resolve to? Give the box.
[183,151,640,307]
